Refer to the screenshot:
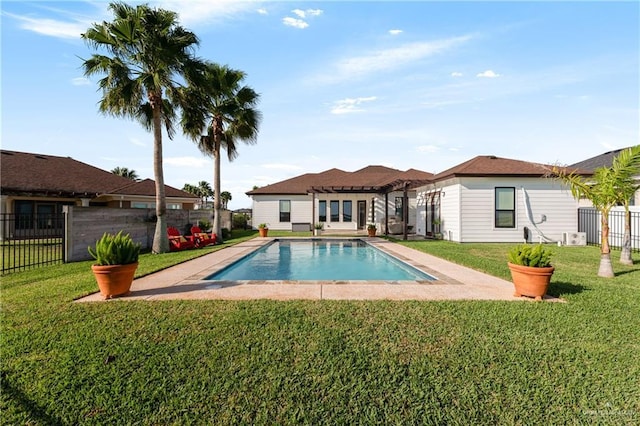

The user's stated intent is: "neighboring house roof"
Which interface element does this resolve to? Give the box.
[246,165,434,196]
[0,150,196,200]
[431,155,589,181]
[108,179,194,198]
[570,146,637,171]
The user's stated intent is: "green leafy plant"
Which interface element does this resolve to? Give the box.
[88,231,141,266]
[314,223,324,230]
[258,223,268,229]
[507,244,553,268]
[198,219,211,231]
[367,223,377,231]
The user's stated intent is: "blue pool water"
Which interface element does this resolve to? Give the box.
[207,239,435,281]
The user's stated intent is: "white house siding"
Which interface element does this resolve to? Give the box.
[416,181,460,240]
[251,195,312,230]
[315,193,372,231]
[251,192,421,233]
[458,177,578,243]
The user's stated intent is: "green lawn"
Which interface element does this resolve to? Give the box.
[2,234,639,425]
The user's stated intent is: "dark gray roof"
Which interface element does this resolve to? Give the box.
[570,147,636,172]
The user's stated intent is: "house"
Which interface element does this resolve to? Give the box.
[414,155,589,243]
[0,149,199,220]
[246,166,433,234]
[570,146,640,206]
[570,146,640,249]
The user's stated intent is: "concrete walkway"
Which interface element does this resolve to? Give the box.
[77,237,558,302]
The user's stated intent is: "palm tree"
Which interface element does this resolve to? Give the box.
[613,146,640,265]
[81,2,203,253]
[198,181,214,208]
[220,191,232,210]
[182,63,261,241]
[553,146,640,277]
[111,167,140,181]
[182,183,199,197]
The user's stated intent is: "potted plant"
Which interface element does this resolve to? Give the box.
[507,244,554,301]
[258,223,269,237]
[313,223,324,236]
[367,223,377,237]
[88,230,141,299]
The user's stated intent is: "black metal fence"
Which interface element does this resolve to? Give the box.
[1,213,65,274]
[578,208,640,253]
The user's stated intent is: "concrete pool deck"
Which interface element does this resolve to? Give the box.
[76,237,559,302]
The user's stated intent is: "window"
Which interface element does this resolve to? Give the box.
[279,200,291,222]
[495,187,515,228]
[318,200,327,222]
[343,200,352,222]
[330,200,339,222]
[395,197,404,219]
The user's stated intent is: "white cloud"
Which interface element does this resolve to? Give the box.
[164,156,210,168]
[5,13,87,39]
[451,72,463,77]
[129,138,146,147]
[284,8,322,29]
[283,17,309,29]
[331,96,377,114]
[314,35,473,84]
[257,8,268,15]
[71,77,91,86]
[417,145,440,153]
[389,29,403,35]
[292,9,306,18]
[477,70,501,78]
[262,163,303,171]
[159,1,258,27]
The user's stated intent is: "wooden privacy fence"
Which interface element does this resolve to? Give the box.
[1,206,231,272]
[63,206,228,262]
[578,207,640,252]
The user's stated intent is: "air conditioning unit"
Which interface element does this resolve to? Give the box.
[562,232,586,246]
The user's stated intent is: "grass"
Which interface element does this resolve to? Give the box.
[2,235,639,425]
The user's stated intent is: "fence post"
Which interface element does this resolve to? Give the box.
[62,205,73,263]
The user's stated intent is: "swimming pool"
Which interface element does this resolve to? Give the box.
[206,239,436,281]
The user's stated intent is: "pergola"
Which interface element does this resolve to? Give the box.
[308,178,431,240]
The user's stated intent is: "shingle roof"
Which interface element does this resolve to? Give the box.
[246,165,434,195]
[109,179,195,198]
[431,155,588,181]
[570,146,636,171]
[0,150,195,199]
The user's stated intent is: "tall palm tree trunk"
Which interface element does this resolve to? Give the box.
[598,212,614,278]
[151,95,169,253]
[213,141,222,242]
[620,207,633,265]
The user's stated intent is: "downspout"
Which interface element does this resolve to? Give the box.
[311,192,315,230]
[402,182,409,240]
[384,192,389,235]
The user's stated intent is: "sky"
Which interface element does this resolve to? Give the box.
[2,1,639,210]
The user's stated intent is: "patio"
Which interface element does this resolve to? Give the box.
[76,238,561,302]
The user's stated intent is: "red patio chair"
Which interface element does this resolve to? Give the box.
[167,226,196,251]
[190,226,216,248]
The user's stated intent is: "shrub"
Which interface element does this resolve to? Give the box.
[507,244,553,268]
[88,231,141,266]
[221,228,231,239]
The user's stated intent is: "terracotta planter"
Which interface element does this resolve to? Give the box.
[91,262,138,299]
[259,228,269,237]
[367,228,376,237]
[508,262,554,301]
